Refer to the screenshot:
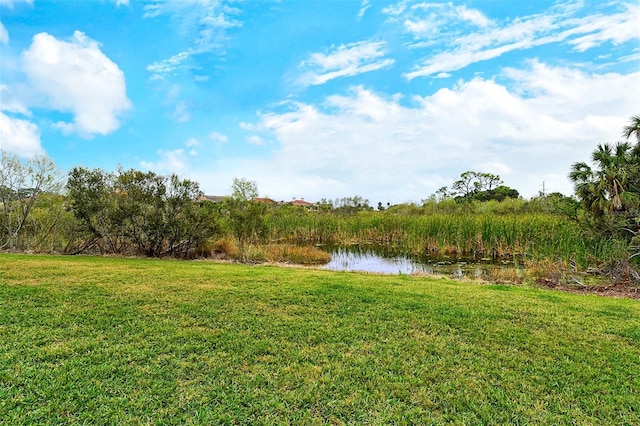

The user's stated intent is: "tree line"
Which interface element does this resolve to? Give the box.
[1,115,638,268]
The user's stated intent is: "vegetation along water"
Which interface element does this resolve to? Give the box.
[1,115,639,287]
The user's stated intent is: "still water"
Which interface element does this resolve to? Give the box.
[321,246,514,278]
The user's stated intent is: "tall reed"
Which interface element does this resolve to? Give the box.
[264,209,613,270]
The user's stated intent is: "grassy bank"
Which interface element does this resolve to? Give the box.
[1,254,639,424]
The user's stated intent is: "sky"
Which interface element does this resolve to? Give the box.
[1,0,639,204]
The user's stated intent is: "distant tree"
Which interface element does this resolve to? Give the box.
[226,178,266,260]
[451,171,513,202]
[452,171,479,198]
[0,151,62,250]
[386,202,422,215]
[435,186,451,201]
[471,185,519,202]
[333,195,372,215]
[316,198,334,212]
[531,192,580,218]
[231,177,258,202]
[476,173,503,192]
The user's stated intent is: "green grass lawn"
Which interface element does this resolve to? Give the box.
[1,254,639,425]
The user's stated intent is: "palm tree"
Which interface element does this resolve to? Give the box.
[623,114,640,143]
[570,141,639,216]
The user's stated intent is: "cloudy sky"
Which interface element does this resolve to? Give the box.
[1,0,639,203]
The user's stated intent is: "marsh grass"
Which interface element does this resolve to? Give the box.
[207,238,331,265]
[1,254,639,424]
[266,211,615,270]
[264,244,331,265]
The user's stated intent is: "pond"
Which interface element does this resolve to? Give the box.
[320,245,518,278]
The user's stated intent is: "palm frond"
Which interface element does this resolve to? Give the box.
[622,114,640,142]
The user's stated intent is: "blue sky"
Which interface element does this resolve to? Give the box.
[1,0,639,203]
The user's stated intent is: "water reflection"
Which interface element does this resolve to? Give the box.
[321,246,512,278]
[322,248,429,275]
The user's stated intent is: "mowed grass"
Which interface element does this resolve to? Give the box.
[1,254,639,425]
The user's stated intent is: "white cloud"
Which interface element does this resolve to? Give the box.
[234,63,639,202]
[0,22,8,44]
[209,131,228,144]
[171,100,191,123]
[153,84,192,124]
[0,0,32,8]
[116,0,130,6]
[566,3,640,52]
[298,41,395,86]
[140,137,205,172]
[141,149,188,173]
[456,5,492,28]
[239,121,265,132]
[146,51,190,76]
[246,135,264,146]
[405,40,533,80]
[0,85,30,115]
[501,60,636,118]
[52,121,74,135]
[144,0,242,78]
[382,0,410,16]
[358,0,371,19]
[185,137,199,155]
[390,1,640,79]
[22,31,131,137]
[0,112,43,157]
[402,3,491,39]
[620,52,640,63]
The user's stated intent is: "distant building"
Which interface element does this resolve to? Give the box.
[254,197,277,204]
[290,199,314,208]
